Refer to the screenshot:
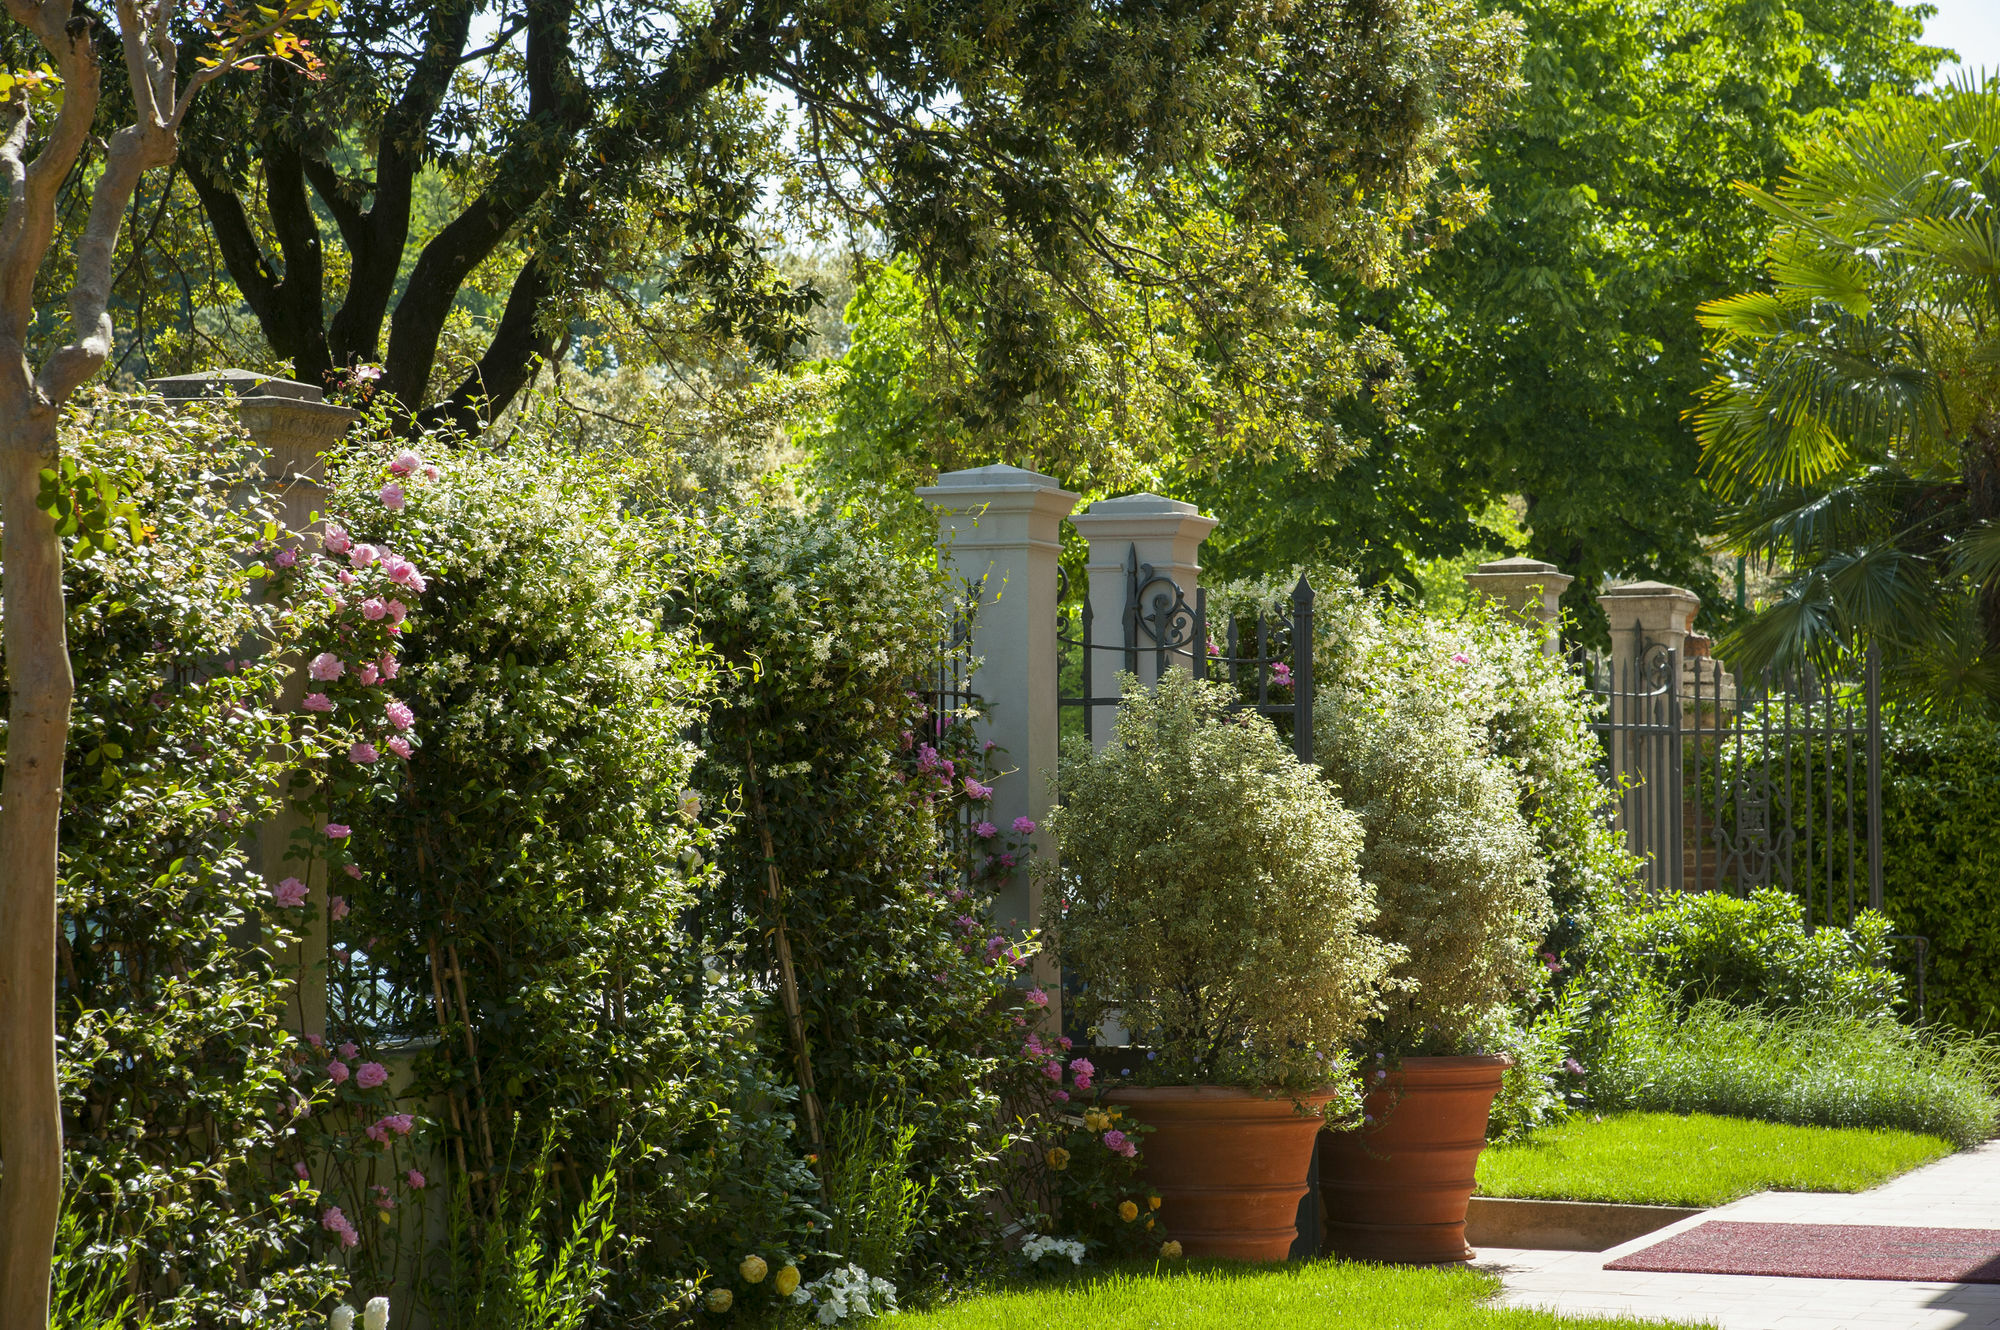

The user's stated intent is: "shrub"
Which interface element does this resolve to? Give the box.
[1048,670,1394,1099]
[1589,995,1999,1147]
[1619,887,1901,1017]
[1314,628,1552,1055]
[7,394,345,1325]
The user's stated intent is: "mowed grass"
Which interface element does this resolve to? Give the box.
[893,1259,1705,1330]
[1476,1111,1955,1207]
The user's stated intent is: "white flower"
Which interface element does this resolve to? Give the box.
[363,1297,390,1330]
[329,1306,355,1330]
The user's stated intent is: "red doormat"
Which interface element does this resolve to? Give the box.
[1606,1221,2000,1283]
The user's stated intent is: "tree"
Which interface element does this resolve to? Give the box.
[178,0,1523,444]
[1693,75,2000,712]
[1182,0,1944,630]
[0,3,318,1325]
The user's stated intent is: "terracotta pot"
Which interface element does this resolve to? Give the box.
[1316,1054,1508,1263]
[1104,1084,1334,1261]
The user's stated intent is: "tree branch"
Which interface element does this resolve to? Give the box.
[419,253,554,435]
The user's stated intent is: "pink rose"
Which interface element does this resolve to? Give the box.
[330,895,349,921]
[357,663,380,685]
[294,1162,311,1179]
[382,1112,414,1136]
[337,1041,359,1060]
[349,741,379,765]
[361,598,388,621]
[1102,1129,1128,1152]
[321,1206,358,1248]
[422,463,439,480]
[383,554,425,591]
[325,824,351,839]
[1012,816,1037,835]
[389,450,420,476]
[384,701,414,731]
[387,736,413,759]
[274,546,298,568]
[379,654,399,680]
[271,877,309,908]
[355,1061,388,1089]
[326,1060,350,1085]
[308,652,345,682]
[974,821,998,839]
[963,777,993,801]
[338,569,356,585]
[344,864,362,879]
[305,1032,325,1050]
[1051,1090,1070,1102]
[348,543,378,569]
[1069,1057,1096,1078]
[323,525,352,555]
[302,693,335,713]
[406,1169,426,1189]
[1026,988,1049,1008]
[1042,1060,1063,1082]
[379,483,405,510]
[371,1184,394,1210]
[386,600,408,623]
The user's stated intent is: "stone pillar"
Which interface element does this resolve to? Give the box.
[1464,556,1573,655]
[1065,493,1218,750]
[1597,581,1702,896]
[149,370,358,1038]
[917,465,1079,1021]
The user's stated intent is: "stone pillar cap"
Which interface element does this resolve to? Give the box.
[1473,556,1563,575]
[147,369,325,403]
[1076,491,1200,517]
[1601,580,1700,602]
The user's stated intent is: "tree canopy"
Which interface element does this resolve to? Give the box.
[157,0,1519,442]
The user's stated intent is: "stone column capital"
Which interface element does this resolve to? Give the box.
[1466,557,1574,656]
[1599,580,1702,643]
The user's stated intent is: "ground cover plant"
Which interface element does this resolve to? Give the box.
[887,1259,1707,1330]
[1476,1111,1955,1207]
[1588,998,1999,1147]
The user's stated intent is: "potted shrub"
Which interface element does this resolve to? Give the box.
[1046,671,1397,1260]
[1314,669,1552,1263]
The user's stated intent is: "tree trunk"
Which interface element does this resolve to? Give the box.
[0,388,70,1330]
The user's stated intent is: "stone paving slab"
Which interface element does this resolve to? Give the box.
[1473,1141,2000,1330]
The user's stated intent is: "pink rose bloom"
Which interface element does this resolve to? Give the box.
[323,526,353,555]
[384,701,414,731]
[1059,1036,1073,1050]
[406,1169,426,1189]
[1073,1073,1093,1090]
[365,1120,388,1143]
[349,741,379,764]
[974,820,998,839]
[1069,1056,1096,1077]
[963,777,993,801]
[274,546,298,568]
[308,652,345,681]
[355,1061,388,1089]
[1271,661,1293,686]
[1052,1089,1070,1102]
[305,1032,325,1050]
[1102,1129,1128,1152]
[361,598,388,621]
[271,877,309,908]
[389,450,420,476]
[302,693,335,713]
[379,654,399,680]
[422,463,439,480]
[383,554,425,591]
[344,863,362,879]
[349,543,378,569]
[387,736,413,759]
[294,1162,311,1179]
[335,570,354,587]
[1012,816,1037,835]
[379,482,405,510]
[386,600,408,623]
[357,663,380,685]
[382,1113,414,1136]
[321,1206,358,1248]
[371,1185,394,1210]
[330,895,350,921]
[1041,1060,1063,1082]
[337,1041,359,1060]
[326,1060,350,1084]
[333,945,349,963]
[1026,988,1049,1008]
[325,824,351,839]
[1451,652,1471,665]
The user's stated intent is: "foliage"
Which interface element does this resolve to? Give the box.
[1311,593,1555,1054]
[166,0,1520,455]
[1873,715,2000,1031]
[1619,888,1902,1018]
[320,428,823,1322]
[1187,0,1945,633]
[425,1146,621,1330]
[0,396,344,1326]
[1694,76,2000,708]
[1048,670,1393,1099]
[1476,1111,1956,1207]
[823,1103,935,1287]
[1588,995,2000,1147]
[690,504,1049,1286]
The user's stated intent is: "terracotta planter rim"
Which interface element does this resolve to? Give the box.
[1103,1084,1337,1104]
[1376,1054,1514,1072]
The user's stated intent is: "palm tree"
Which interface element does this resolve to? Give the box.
[1693,74,2000,712]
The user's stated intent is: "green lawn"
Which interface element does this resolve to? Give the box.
[892,1260,1702,1329]
[1476,1111,1956,1207]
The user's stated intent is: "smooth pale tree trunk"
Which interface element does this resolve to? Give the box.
[0,3,312,1324]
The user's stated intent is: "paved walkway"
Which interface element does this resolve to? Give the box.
[1474,1141,2000,1330]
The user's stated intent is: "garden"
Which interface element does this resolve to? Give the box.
[0,2,1998,1330]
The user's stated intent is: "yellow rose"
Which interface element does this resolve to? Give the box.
[1046,1146,1071,1171]
[1161,1240,1184,1260]
[1083,1110,1111,1132]
[774,1265,801,1297]
[1148,1195,1162,1211]
[1118,1200,1139,1222]
[704,1287,733,1313]
[1145,1217,1155,1230]
[739,1255,768,1284]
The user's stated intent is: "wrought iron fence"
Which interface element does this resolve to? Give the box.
[1057,545,1315,759]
